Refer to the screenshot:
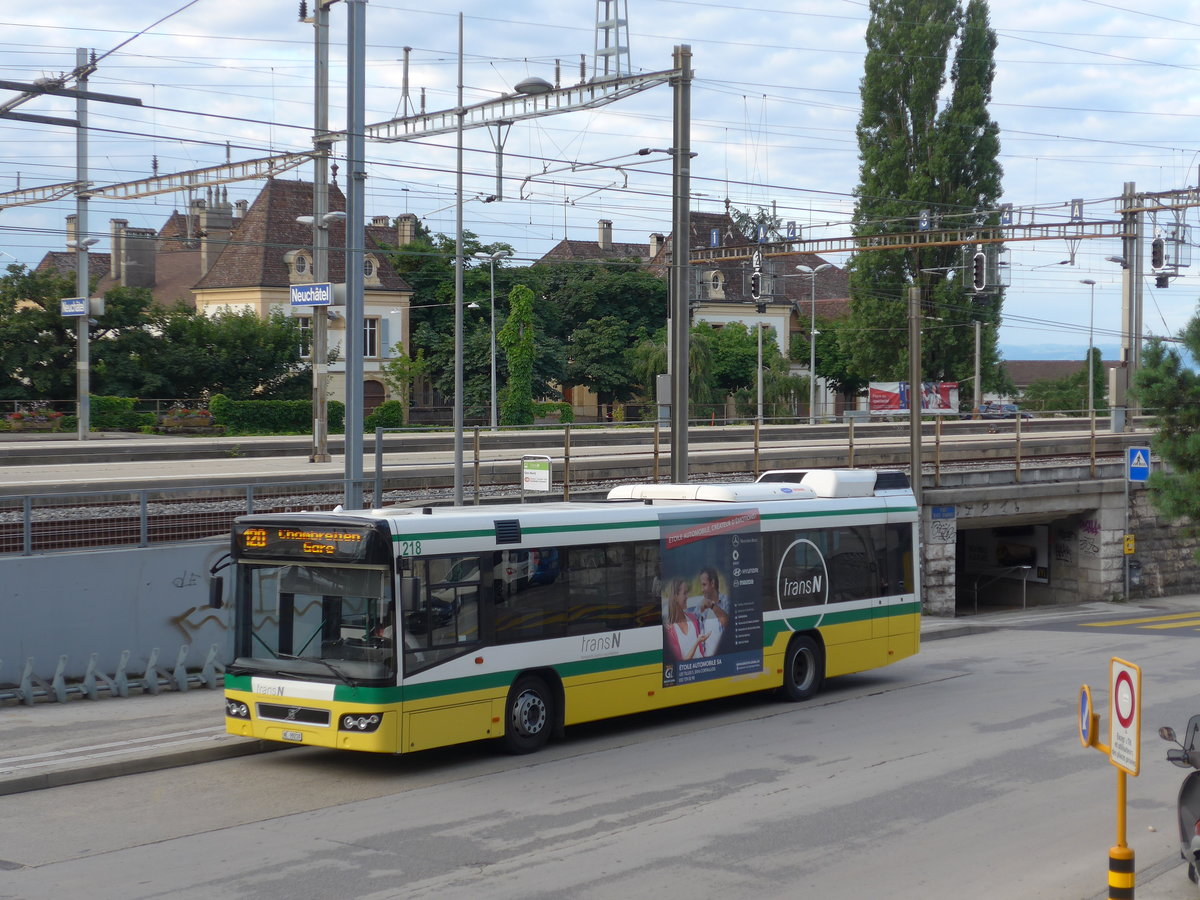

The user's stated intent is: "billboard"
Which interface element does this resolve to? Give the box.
[658,509,764,687]
[869,381,959,416]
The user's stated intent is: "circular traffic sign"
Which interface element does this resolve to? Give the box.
[1114,670,1136,729]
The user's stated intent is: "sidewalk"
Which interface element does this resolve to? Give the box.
[1,595,1196,799]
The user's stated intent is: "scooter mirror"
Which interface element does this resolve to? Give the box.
[1160,726,1178,742]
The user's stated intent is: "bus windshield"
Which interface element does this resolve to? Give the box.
[232,563,396,684]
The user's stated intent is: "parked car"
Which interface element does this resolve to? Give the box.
[979,402,1033,420]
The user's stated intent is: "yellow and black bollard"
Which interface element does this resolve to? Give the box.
[1107,845,1134,899]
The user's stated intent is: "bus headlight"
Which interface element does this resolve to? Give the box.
[225,700,251,719]
[339,713,382,733]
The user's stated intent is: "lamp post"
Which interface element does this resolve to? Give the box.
[796,263,833,424]
[473,249,512,430]
[1080,279,1096,415]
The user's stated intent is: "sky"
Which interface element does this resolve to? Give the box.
[3,0,1200,361]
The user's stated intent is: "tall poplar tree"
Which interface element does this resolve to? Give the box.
[843,0,1004,388]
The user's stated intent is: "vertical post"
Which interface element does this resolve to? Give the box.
[1088,281,1096,415]
[75,48,91,439]
[343,0,367,508]
[562,424,571,501]
[309,0,332,463]
[809,274,818,425]
[973,320,981,418]
[452,13,466,505]
[756,321,763,428]
[373,427,383,508]
[669,45,692,483]
[488,257,498,431]
[473,426,481,505]
[1124,474,1130,602]
[1109,771,1134,899]
[908,285,923,508]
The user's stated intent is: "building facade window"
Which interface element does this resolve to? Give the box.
[363,317,379,358]
[297,315,312,358]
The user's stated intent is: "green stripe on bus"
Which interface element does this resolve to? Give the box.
[392,505,915,544]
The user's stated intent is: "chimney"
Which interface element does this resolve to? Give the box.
[199,195,235,275]
[649,233,664,258]
[65,214,77,249]
[109,219,128,281]
[396,213,418,246]
[121,227,157,288]
[234,199,248,219]
[371,215,390,227]
[598,219,613,251]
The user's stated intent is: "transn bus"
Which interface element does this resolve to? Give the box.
[214,470,919,755]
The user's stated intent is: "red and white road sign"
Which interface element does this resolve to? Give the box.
[1109,657,1141,775]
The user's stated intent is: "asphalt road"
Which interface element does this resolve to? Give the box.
[3,600,1200,900]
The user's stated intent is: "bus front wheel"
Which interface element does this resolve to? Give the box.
[503,675,552,754]
[781,635,823,702]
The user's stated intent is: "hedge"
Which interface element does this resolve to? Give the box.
[209,394,345,434]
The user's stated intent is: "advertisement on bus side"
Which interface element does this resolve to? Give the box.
[659,509,764,687]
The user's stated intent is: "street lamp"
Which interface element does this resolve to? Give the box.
[796,263,834,424]
[1080,279,1096,415]
[473,249,511,430]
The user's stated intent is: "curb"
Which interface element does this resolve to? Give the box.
[0,738,287,798]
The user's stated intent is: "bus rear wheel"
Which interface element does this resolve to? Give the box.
[781,635,823,702]
[503,675,552,754]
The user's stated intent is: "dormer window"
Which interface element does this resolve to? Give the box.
[363,253,382,286]
[283,249,313,283]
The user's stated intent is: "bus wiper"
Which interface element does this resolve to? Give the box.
[276,652,355,687]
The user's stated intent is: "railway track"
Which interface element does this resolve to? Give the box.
[0,423,1142,556]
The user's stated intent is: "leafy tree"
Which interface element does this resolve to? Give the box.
[0,264,83,401]
[1019,350,1107,414]
[379,345,429,426]
[627,324,721,415]
[1132,323,1200,548]
[498,284,537,425]
[565,315,641,410]
[843,0,1004,387]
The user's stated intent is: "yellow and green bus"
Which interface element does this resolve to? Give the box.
[216,470,919,755]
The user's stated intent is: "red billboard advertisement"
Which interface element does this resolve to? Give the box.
[869,382,959,416]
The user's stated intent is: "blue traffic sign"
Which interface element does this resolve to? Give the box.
[60,297,88,317]
[1127,447,1151,483]
[290,282,333,307]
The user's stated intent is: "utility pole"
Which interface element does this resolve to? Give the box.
[973,320,982,418]
[668,44,692,484]
[909,285,923,508]
[308,0,332,463]
[343,0,367,507]
[74,48,91,439]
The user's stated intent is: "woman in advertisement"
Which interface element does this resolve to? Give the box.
[664,577,708,662]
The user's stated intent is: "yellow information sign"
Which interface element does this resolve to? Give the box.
[1123,534,1135,555]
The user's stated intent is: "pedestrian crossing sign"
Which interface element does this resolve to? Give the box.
[1127,447,1151,483]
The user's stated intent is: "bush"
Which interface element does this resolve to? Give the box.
[89,395,154,431]
[533,401,574,424]
[364,400,406,430]
[209,394,345,434]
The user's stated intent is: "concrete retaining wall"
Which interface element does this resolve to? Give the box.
[0,541,232,687]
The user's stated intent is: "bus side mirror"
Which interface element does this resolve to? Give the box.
[209,576,225,609]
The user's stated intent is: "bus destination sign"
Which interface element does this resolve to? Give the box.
[235,523,378,562]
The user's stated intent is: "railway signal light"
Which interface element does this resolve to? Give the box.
[972,252,987,292]
[750,270,762,302]
[1151,238,1165,270]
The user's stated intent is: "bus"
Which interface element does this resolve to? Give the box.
[213,469,920,755]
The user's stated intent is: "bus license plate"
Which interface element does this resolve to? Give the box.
[282,730,304,742]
